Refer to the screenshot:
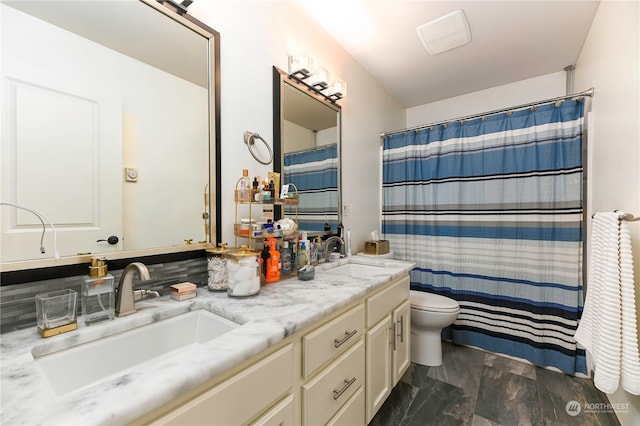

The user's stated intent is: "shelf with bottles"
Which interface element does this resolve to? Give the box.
[234,177,298,249]
[233,219,298,240]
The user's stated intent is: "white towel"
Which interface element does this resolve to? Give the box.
[575,212,640,394]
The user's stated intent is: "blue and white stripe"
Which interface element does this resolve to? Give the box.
[284,144,338,231]
[382,101,586,374]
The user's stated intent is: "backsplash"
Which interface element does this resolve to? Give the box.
[0,257,208,334]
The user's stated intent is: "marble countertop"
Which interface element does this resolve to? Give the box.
[0,257,414,425]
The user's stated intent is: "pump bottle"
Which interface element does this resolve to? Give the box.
[82,257,115,325]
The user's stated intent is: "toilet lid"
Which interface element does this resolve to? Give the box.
[410,290,459,312]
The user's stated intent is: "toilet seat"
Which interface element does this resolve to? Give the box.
[410,290,459,313]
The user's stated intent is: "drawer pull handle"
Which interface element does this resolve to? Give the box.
[334,330,357,348]
[390,323,396,350]
[333,377,356,400]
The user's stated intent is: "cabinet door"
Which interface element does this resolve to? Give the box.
[392,300,411,385]
[365,315,392,424]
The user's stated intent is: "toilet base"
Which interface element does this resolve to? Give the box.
[411,330,445,366]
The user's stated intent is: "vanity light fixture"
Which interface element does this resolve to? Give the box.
[287,54,347,103]
[288,54,313,79]
[157,0,194,16]
[308,66,330,91]
[327,77,347,101]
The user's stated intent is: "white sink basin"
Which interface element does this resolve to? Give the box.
[323,263,405,277]
[33,310,238,396]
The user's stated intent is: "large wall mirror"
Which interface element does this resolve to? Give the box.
[1,0,220,269]
[272,67,341,234]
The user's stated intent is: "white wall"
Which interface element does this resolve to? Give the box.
[406,71,566,127]
[574,1,640,423]
[283,121,314,152]
[189,1,405,250]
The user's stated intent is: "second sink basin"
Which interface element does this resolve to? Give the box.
[323,263,406,278]
[33,310,239,396]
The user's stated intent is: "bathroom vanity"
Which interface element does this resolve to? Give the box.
[0,258,414,425]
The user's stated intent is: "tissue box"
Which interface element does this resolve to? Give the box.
[364,240,390,255]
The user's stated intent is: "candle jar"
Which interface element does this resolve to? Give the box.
[206,243,229,291]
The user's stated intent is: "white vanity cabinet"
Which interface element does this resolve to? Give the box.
[148,344,294,426]
[138,273,410,426]
[365,276,411,423]
[301,304,366,425]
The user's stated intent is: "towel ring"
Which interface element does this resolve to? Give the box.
[243,131,273,165]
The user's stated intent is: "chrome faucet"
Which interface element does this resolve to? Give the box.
[324,236,345,262]
[115,262,157,317]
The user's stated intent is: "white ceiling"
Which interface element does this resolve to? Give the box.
[298,1,601,108]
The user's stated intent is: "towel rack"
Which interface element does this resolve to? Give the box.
[591,211,640,222]
[618,212,640,222]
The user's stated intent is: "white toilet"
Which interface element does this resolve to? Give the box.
[410,290,460,366]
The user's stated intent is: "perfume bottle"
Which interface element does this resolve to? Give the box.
[236,169,251,202]
[82,257,115,325]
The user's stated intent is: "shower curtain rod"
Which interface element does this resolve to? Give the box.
[380,87,594,137]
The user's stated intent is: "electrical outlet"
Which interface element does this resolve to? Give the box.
[343,204,350,217]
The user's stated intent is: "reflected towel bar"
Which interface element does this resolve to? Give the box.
[591,211,640,222]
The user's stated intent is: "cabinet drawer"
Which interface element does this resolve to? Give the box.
[366,276,409,328]
[302,304,364,378]
[327,386,364,426]
[153,344,293,426]
[302,339,364,426]
[250,393,294,426]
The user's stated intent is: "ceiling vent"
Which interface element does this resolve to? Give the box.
[417,9,471,55]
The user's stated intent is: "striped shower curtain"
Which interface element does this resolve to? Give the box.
[382,100,587,375]
[284,144,339,231]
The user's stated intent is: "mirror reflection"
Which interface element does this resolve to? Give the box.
[274,67,341,233]
[1,0,217,263]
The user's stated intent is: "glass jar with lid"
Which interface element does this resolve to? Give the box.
[206,243,229,291]
[226,245,261,297]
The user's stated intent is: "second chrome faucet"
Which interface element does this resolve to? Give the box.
[115,262,158,317]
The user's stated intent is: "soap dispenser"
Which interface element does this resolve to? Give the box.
[82,257,115,325]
